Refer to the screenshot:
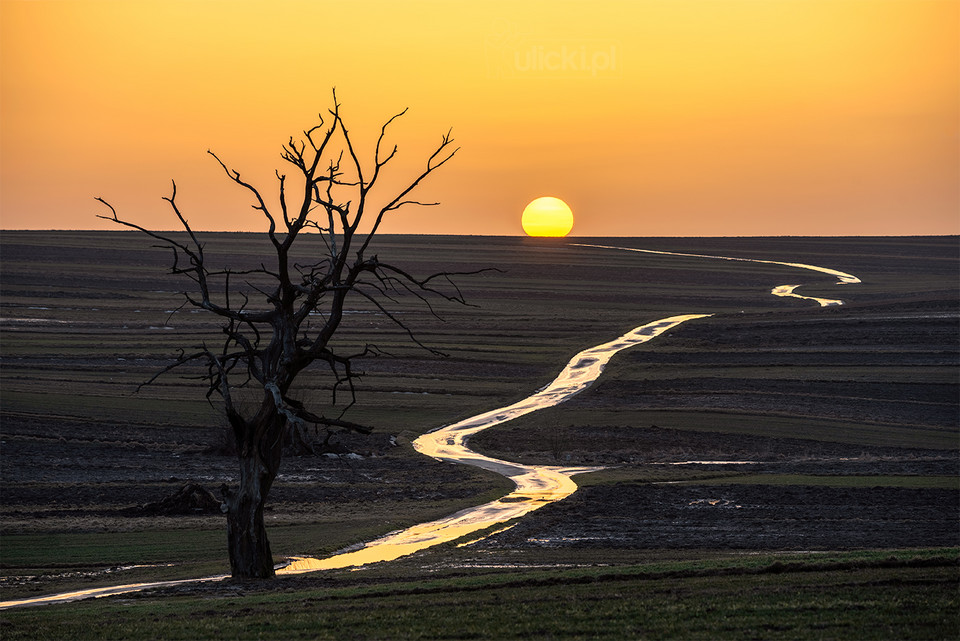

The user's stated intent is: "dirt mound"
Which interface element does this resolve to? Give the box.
[129,483,222,516]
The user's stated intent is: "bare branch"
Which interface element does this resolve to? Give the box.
[369,107,408,190]
[208,151,280,248]
[133,349,210,393]
[350,286,447,357]
[358,129,458,256]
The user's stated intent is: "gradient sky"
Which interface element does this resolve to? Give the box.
[1,0,957,236]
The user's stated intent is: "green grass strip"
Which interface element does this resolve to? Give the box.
[1,549,956,640]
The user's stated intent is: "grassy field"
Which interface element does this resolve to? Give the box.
[1,232,957,638]
[1,549,956,640]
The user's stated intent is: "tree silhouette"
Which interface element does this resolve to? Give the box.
[97,93,474,579]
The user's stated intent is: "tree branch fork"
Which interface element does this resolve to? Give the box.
[96,92,483,446]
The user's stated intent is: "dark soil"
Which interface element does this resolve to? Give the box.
[0,412,499,533]
[471,420,959,467]
[475,483,960,551]
[1,233,956,561]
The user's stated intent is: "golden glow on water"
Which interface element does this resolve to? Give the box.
[771,284,843,307]
[279,470,587,573]
[279,314,710,574]
[573,244,860,285]
[574,244,860,307]
[0,575,228,610]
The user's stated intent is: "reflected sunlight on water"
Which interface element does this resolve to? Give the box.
[574,244,861,295]
[280,314,710,574]
[771,284,843,307]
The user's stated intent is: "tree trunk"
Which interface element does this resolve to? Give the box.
[221,409,284,580]
[222,456,275,579]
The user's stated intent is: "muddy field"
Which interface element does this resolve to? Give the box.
[478,483,959,551]
[1,233,957,578]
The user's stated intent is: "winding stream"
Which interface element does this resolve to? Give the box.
[0,244,859,609]
[280,314,708,574]
[574,243,859,307]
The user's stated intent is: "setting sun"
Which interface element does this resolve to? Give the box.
[521,197,574,237]
[0,1,955,235]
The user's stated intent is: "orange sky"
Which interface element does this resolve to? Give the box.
[1,0,957,236]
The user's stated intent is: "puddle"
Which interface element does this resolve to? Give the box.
[771,285,842,307]
[437,563,584,569]
[0,575,228,609]
[0,564,177,587]
[669,461,763,466]
[687,498,743,508]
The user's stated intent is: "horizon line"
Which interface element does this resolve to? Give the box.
[1,229,958,239]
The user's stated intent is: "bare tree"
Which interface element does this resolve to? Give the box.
[97,93,473,579]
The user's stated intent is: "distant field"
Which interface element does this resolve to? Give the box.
[1,232,957,638]
[4,233,956,437]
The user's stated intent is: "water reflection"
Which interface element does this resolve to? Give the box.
[573,244,861,301]
[771,284,842,307]
[0,575,228,609]
[280,313,711,574]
